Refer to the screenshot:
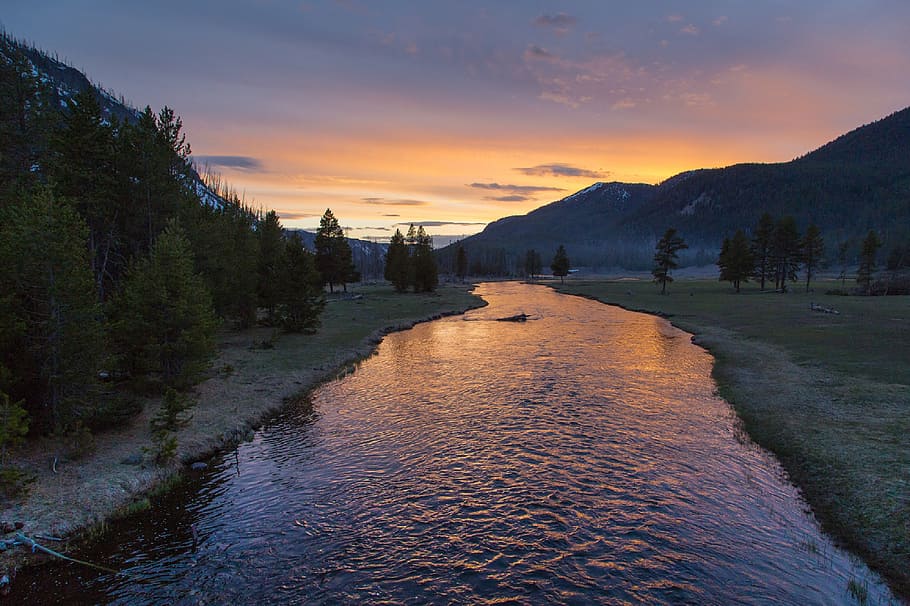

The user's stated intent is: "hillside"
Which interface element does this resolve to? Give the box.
[446,107,910,273]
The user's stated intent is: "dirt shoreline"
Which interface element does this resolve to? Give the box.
[0,285,486,589]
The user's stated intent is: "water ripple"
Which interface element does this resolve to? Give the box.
[18,282,898,605]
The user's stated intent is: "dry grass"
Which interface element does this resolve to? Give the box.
[554,276,910,600]
[0,282,483,578]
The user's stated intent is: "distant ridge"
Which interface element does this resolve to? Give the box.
[442,106,910,273]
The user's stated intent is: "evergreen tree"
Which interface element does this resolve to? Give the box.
[257,210,285,323]
[187,201,259,328]
[315,208,354,293]
[771,216,801,292]
[455,245,468,283]
[0,47,52,201]
[278,233,325,332]
[857,230,882,295]
[384,229,410,292]
[0,187,103,431]
[48,90,121,300]
[551,245,570,284]
[717,229,754,292]
[109,221,218,390]
[751,212,775,290]
[525,249,542,281]
[652,228,687,294]
[412,226,438,292]
[801,224,824,293]
[118,106,194,255]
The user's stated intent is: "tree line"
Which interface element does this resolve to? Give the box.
[0,45,340,476]
[384,225,439,292]
[716,213,885,294]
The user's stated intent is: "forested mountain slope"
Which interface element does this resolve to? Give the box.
[445,107,910,273]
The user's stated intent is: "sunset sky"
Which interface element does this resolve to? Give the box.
[4,1,910,241]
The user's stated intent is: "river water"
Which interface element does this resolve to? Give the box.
[18,282,896,604]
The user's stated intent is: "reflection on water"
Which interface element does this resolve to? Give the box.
[18,282,896,604]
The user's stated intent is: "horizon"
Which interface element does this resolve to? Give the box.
[3,1,909,240]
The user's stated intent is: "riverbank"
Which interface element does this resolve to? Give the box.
[551,277,910,600]
[0,283,484,586]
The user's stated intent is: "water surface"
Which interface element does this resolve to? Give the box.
[19,282,895,604]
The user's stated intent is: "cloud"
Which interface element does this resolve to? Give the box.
[680,24,700,35]
[193,155,264,171]
[713,16,728,26]
[348,226,391,231]
[361,197,429,206]
[395,221,487,228]
[524,44,557,61]
[535,13,577,35]
[381,213,400,217]
[469,182,565,195]
[514,163,609,179]
[488,195,530,202]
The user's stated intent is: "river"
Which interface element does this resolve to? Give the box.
[17,282,896,604]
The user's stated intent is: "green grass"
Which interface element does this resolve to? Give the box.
[557,278,910,385]
[553,276,910,600]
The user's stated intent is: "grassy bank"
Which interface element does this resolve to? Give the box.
[0,282,483,580]
[553,277,910,599]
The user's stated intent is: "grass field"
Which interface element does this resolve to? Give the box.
[553,276,910,599]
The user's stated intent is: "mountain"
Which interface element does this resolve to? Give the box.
[444,107,910,273]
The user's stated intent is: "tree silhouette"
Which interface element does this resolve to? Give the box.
[455,245,468,283]
[718,229,754,292]
[412,226,438,292]
[551,245,570,284]
[751,212,775,291]
[652,228,687,294]
[315,208,355,293]
[801,224,824,293]
[771,216,801,292]
[525,249,542,281]
[384,229,410,292]
[857,230,882,295]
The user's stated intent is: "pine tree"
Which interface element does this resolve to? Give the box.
[857,230,882,295]
[413,226,438,292]
[551,245,570,284]
[0,46,53,201]
[771,216,801,292]
[0,187,103,431]
[49,90,121,300]
[455,245,468,283]
[109,221,218,390]
[717,229,754,292]
[751,212,775,290]
[278,233,325,332]
[257,210,285,323]
[652,228,687,294]
[315,208,354,293]
[801,224,824,293]
[525,249,542,281]
[187,201,259,328]
[384,229,410,292]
